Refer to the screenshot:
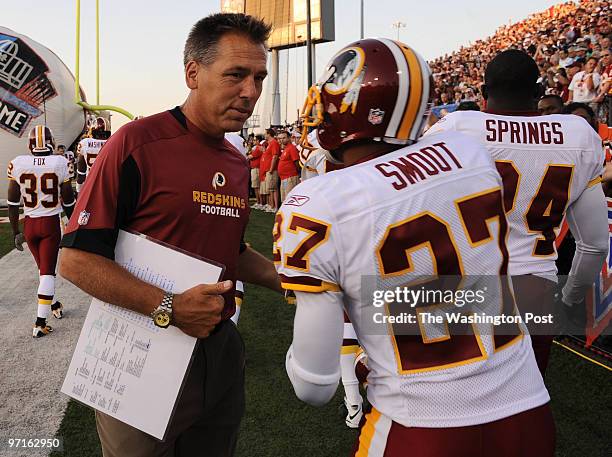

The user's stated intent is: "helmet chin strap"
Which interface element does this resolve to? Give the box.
[31,149,52,156]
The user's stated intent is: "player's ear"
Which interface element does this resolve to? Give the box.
[480,84,488,101]
[534,83,545,101]
[185,60,200,90]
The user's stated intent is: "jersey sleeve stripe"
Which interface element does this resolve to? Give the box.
[341,345,360,355]
[279,274,341,293]
[7,200,21,206]
[355,408,382,457]
[587,176,602,188]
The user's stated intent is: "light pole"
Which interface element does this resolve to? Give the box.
[391,21,406,41]
[360,0,364,39]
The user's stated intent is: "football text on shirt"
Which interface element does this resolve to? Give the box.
[192,191,246,218]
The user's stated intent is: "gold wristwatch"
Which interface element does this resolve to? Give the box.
[151,291,174,328]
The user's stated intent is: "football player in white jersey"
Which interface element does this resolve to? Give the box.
[300,148,344,181]
[63,147,76,180]
[275,39,555,456]
[300,147,362,428]
[76,117,110,193]
[7,125,76,337]
[426,50,608,376]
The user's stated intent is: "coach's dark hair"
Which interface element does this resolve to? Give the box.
[484,50,540,99]
[183,13,271,66]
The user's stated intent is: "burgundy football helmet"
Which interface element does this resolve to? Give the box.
[28,125,55,155]
[300,38,433,154]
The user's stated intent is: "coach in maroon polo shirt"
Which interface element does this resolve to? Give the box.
[59,14,278,457]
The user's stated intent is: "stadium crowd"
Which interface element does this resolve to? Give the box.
[430,0,611,125]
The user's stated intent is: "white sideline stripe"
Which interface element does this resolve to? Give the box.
[0,247,91,454]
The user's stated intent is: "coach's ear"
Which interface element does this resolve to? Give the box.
[480,84,488,101]
[185,60,200,90]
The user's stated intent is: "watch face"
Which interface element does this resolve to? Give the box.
[154,311,171,328]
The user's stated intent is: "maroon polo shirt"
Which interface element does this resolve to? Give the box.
[61,107,250,320]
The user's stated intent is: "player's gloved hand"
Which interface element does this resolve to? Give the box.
[172,280,232,338]
[285,289,296,305]
[555,289,587,336]
[14,232,25,251]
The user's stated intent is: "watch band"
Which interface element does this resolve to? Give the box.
[151,291,174,328]
[160,291,173,312]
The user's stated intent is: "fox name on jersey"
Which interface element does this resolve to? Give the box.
[7,154,70,217]
[426,110,605,276]
[276,130,549,428]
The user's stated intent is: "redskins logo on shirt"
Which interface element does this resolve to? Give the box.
[212,172,226,190]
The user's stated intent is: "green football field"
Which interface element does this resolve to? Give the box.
[1,210,609,456]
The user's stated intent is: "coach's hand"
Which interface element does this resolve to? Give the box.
[14,232,25,251]
[172,280,232,338]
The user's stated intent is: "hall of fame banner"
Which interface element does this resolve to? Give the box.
[61,230,225,440]
[556,197,612,345]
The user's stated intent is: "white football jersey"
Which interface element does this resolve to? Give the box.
[79,138,107,176]
[276,131,548,427]
[63,150,76,179]
[301,149,343,180]
[7,154,70,217]
[426,111,604,275]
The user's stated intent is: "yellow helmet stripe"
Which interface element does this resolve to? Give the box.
[36,125,45,149]
[410,52,432,140]
[378,38,409,139]
[396,44,424,140]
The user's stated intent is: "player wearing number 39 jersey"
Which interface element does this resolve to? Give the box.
[7,125,76,338]
[276,39,554,456]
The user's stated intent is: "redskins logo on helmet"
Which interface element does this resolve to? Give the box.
[28,125,55,155]
[300,38,433,154]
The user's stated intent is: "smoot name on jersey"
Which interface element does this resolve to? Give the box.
[485,119,564,145]
[374,141,463,190]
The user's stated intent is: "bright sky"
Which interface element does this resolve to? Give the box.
[3,0,562,131]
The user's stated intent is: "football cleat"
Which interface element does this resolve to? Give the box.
[32,324,53,338]
[51,301,64,319]
[343,396,363,429]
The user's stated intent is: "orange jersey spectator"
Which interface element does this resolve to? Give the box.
[260,137,280,181]
[278,142,300,180]
[249,142,264,169]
